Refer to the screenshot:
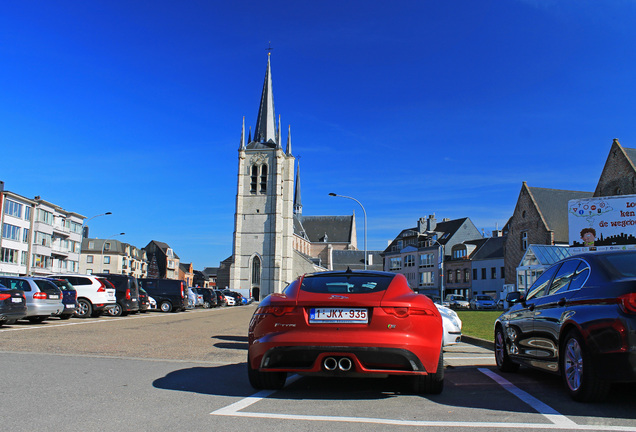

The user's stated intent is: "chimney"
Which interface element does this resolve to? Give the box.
[426,214,437,231]
[0,180,4,192]
[492,229,502,238]
[417,217,426,233]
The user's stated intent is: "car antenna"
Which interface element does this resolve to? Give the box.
[345,267,353,274]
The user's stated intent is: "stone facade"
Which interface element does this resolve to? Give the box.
[594,139,636,197]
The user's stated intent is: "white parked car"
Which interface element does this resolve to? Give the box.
[435,304,462,346]
[224,295,236,306]
[148,296,157,310]
[54,274,116,318]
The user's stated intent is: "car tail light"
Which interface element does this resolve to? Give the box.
[125,289,131,300]
[97,280,106,293]
[33,292,48,299]
[619,293,636,314]
[382,306,435,317]
[181,283,185,299]
[0,293,10,301]
[256,305,295,316]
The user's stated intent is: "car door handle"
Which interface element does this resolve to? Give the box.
[557,298,566,307]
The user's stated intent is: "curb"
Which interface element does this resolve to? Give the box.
[461,335,494,351]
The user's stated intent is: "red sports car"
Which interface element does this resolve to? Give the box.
[247,269,444,393]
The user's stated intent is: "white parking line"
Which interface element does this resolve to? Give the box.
[478,368,577,428]
[210,371,636,431]
[0,307,232,332]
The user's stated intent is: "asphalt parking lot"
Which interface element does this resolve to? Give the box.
[1,305,634,432]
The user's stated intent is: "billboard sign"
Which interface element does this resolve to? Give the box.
[568,194,636,252]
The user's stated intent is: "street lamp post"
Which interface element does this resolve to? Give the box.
[101,232,125,273]
[82,212,112,238]
[329,193,367,270]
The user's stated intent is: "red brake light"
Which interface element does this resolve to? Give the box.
[619,293,636,314]
[125,289,131,300]
[382,306,434,317]
[97,281,106,293]
[257,305,295,316]
[0,293,10,301]
[33,292,48,299]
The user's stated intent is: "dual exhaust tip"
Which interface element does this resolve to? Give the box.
[323,356,353,372]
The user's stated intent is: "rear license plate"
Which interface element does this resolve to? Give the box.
[49,295,59,299]
[65,304,75,308]
[107,294,115,300]
[309,308,368,323]
[12,298,22,303]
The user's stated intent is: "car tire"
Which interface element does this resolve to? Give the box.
[561,330,610,402]
[59,314,73,320]
[109,303,123,316]
[495,326,520,372]
[160,301,173,313]
[27,316,46,324]
[203,301,211,309]
[415,348,444,394]
[75,299,93,318]
[247,354,287,390]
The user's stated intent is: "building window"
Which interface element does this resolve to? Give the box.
[4,200,22,218]
[87,255,93,263]
[464,269,470,282]
[32,254,52,269]
[419,253,433,267]
[2,223,20,241]
[88,241,95,249]
[419,271,433,286]
[447,270,452,283]
[260,164,268,194]
[491,267,497,279]
[473,269,478,280]
[21,251,28,265]
[455,269,461,282]
[252,256,261,286]
[35,208,53,225]
[104,242,111,252]
[24,206,31,221]
[34,231,52,247]
[250,165,258,193]
[390,257,401,270]
[521,231,528,251]
[453,249,467,259]
[404,255,415,267]
[22,228,29,243]
[501,267,505,279]
[482,268,487,279]
[104,256,110,264]
[0,248,18,264]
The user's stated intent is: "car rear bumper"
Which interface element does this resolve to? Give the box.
[0,309,27,322]
[27,302,64,317]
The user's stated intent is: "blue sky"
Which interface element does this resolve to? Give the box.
[2,0,636,269]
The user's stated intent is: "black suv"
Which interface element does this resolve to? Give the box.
[93,273,140,316]
[138,278,187,313]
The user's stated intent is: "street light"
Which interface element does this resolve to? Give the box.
[101,232,125,273]
[329,192,367,270]
[82,212,112,238]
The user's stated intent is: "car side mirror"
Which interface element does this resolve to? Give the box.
[506,291,522,304]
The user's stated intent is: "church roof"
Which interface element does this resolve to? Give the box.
[527,185,593,243]
[295,215,354,243]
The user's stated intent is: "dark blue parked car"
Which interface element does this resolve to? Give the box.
[47,278,78,320]
[0,282,27,326]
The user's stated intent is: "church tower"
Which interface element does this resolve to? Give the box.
[230,53,295,299]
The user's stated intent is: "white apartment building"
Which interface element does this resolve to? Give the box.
[0,189,84,276]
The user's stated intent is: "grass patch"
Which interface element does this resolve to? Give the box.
[456,310,501,341]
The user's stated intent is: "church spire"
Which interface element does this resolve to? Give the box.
[276,115,282,149]
[254,53,276,143]
[239,116,245,150]
[294,159,302,215]
[286,124,292,155]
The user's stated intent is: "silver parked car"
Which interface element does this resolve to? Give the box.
[0,276,64,323]
[470,295,496,310]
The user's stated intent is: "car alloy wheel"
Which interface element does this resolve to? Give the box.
[109,303,123,317]
[203,301,211,309]
[561,330,610,402]
[75,299,92,318]
[160,301,172,313]
[494,326,519,372]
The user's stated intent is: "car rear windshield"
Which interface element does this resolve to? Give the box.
[300,274,393,294]
[34,279,60,294]
[598,252,636,278]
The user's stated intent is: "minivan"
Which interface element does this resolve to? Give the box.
[93,273,140,316]
[137,278,187,313]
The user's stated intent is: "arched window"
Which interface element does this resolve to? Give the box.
[260,165,268,194]
[252,256,261,287]
[250,165,258,193]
